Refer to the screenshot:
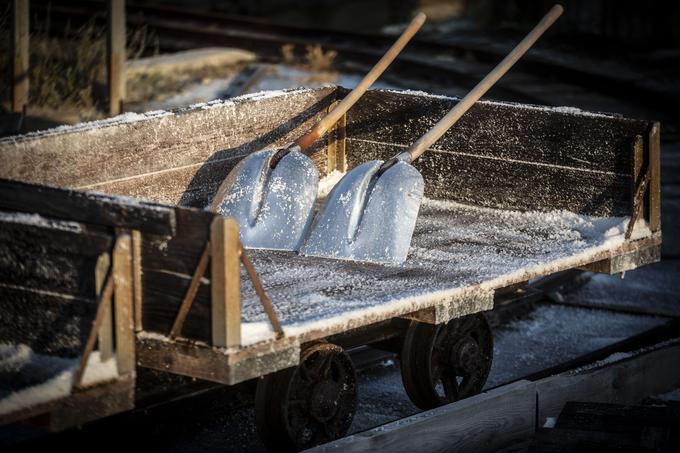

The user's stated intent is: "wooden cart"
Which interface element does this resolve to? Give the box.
[0,87,661,449]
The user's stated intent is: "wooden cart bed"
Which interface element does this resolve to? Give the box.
[0,87,661,395]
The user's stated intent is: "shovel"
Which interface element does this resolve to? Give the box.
[210,12,426,251]
[301,5,564,264]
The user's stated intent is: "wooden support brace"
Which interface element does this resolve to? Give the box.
[170,242,211,339]
[241,249,285,338]
[73,258,114,387]
[648,123,661,232]
[113,233,135,375]
[11,0,29,115]
[131,229,143,332]
[211,217,241,348]
[98,252,114,361]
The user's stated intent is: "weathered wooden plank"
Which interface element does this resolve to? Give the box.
[170,243,211,338]
[579,243,660,274]
[140,268,211,342]
[113,234,135,375]
[648,122,661,232]
[11,0,29,114]
[210,217,241,348]
[131,229,143,332]
[0,214,113,297]
[309,380,537,453]
[347,90,648,174]
[96,253,114,361]
[136,337,300,386]
[0,88,336,188]
[0,374,134,429]
[0,178,177,235]
[535,342,680,426]
[348,140,632,217]
[0,285,98,357]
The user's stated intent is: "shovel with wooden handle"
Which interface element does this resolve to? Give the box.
[302,5,564,264]
[210,12,426,252]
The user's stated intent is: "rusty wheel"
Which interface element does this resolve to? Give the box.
[255,342,357,451]
[400,314,493,410]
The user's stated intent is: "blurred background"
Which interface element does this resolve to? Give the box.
[1,1,678,451]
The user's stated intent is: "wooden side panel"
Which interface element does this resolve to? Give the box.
[0,88,337,194]
[140,206,216,342]
[345,90,650,217]
[0,178,177,235]
[0,214,113,357]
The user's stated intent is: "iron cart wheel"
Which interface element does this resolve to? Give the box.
[400,313,493,410]
[255,342,357,451]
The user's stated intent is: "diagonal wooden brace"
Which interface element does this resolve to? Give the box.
[170,217,284,345]
[625,166,651,240]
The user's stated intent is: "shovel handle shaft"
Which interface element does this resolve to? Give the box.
[295,12,426,151]
[405,4,563,162]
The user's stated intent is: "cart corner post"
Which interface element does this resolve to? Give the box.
[211,217,242,348]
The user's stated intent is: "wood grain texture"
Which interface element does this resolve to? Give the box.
[535,342,680,426]
[113,234,135,375]
[0,88,336,190]
[0,178,176,235]
[210,217,241,348]
[96,253,114,361]
[309,380,537,453]
[0,214,113,297]
[344,90,650,216]
[136,337,300,386]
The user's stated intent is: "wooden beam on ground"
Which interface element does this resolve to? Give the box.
[309,341,680,453]
[107,0,126,116]
[11,0,29,114]
[113,233,135,375]
[210,217,241,348]
[309,381,537,453]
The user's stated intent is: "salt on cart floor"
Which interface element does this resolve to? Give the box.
[238,198,645,345]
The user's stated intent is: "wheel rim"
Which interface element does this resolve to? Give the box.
[256,342,357,451]
[401,314,493,410]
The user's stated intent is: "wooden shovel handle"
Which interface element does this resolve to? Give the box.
[405,4,563,162]
[295,12,426,151]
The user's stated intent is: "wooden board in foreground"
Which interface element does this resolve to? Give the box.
[307,340,680,453]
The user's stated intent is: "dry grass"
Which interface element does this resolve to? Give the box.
[0,7,156,118]
[279,43,338,71]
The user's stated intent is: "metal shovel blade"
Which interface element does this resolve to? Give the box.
[301,160,424,264]
[213,148,318,251]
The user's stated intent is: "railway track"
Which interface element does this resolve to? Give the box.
[30,0,677,121]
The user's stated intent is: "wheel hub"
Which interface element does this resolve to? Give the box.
[454,337,481,374]
[310,379,341,422]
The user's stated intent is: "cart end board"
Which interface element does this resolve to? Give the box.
[0,87,662,390]
[0,209,136,430]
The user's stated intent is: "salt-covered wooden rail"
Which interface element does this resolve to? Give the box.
[0,87,662,435]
